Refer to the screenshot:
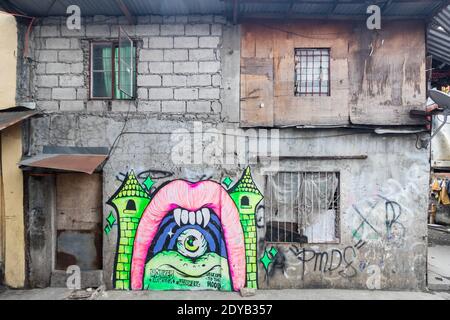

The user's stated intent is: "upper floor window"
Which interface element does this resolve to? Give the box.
[294,48,330,96]
[90,41,136,100]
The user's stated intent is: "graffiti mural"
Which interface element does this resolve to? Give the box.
[106,170,151,290]
[107,167,263,291]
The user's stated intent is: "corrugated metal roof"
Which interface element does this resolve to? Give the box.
[1,0,446,19]
[428,5,450,65]
[0,110,38,131]
[20,146,109,174]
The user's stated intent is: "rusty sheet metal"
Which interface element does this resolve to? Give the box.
[0,111,38,131]
[20,154,108,174]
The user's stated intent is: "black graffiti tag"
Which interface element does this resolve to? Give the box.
[290,242,365,279]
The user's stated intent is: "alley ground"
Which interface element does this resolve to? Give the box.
[1,225,449,301]
[428,225,450,291]
[0,287,449,300]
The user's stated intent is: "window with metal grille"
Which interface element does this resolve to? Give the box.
[265,172,340,244]
[294,48,330,96]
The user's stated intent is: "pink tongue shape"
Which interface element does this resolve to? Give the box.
[130,179,246,291]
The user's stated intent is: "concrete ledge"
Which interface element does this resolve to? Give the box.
[50,270,104,289]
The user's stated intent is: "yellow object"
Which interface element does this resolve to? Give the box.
[440,181,450,205]
[0,13,24,287]
[1,124,25,287]
[0,13,18,110]
[431,178,441,191]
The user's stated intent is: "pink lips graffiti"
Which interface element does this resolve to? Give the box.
[130,179,246,291]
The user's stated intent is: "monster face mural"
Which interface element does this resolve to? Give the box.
[107,167,263,292]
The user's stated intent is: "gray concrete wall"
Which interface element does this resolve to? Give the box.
[25,15,430,291]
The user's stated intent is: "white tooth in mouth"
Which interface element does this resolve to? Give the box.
[174,208,182,226]
[189,211,196,225]
[201,208,210,227]
[196,210,203,226]
[181,209,189,224]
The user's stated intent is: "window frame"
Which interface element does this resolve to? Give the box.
[263,171,341,245]
[294,48,331,97]
[89,41,137,101]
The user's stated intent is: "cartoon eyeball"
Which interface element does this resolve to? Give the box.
[176,229,207,258]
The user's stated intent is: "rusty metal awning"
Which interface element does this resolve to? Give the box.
[20,146,109,174]
[0,110,38,131]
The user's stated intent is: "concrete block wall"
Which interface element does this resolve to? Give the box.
[31,15,226,115]
[25,15,431,291]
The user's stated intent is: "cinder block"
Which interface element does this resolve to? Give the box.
[137,16,150,24]
[149,62,173,74]
[189,49,215,61]
[164,49,188,61]
[211,24,223,36]
[36,75,58,87]
[40,25,59,37]
[199,37,220,48]
[60,100,85,111]
[87,100,108,112]
[70,63,84,74]
[36,88,52,100]
[212,74,222,87]
[36,50,58,62]
[58,50,83,63]
[199,88,220,99]
[173,61,198,73]
[46,38,71,49]
[77,88,88,100]
[86,25,111,37]
[59,75,84,87]
[137,75,162,87]
[174,37,198,48]
[176,16,188,23]
[163,16,176,24]
[163,75,187,87]
[199,61,220,73]
[137,88,148,99]
[149,88,173,100]
[140,49,164,61]
[148,37,173,48]
[161,24,185,36]
[187,101,211,113]
[185,24,210,36]
[214,16,227,24]
[47,63,69,74]
[137,62,149,74]
[52,88,76,100]
[70,38,80,49]
[37,100,59,111]
[35,63,46,74]
[211,101,222,113]
[162,101,186,113]
[188,74,211,86]
[150,15,163,24]
[188,16,213,23]
[138,101,161,112]
[136,24,160,36]
[174,88,198,100]
[111,100,137,112]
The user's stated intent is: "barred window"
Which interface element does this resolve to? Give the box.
[265,172,340,244]
[294,48,330,96]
